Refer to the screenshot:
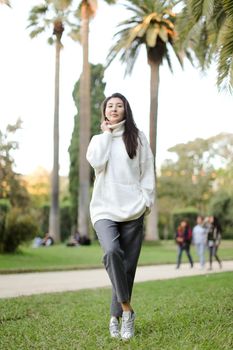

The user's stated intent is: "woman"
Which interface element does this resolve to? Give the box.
[86,93,155,340]
[206,216,222,270]
[192,215,207,269]
[175,219,193,269]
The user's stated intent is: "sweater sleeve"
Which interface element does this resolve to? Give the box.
[139,132,155,212]
[86,131,112,174]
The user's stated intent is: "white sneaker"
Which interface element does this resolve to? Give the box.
[121,311,135,340]
[109,316,120,338]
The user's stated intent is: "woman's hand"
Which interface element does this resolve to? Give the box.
[101,120,112,133]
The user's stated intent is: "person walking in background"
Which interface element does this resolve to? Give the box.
[175,219,193,269]
[86,93,155,340]
[205,216,222,270]
[193,215,207,269]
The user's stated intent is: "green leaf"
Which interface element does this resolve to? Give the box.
[29,27,45,39]
[68,29,81,42]
[48,37,54,45]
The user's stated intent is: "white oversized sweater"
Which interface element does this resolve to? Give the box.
[86,120,155,225]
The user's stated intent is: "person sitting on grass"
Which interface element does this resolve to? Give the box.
[66,232,81,247]
[66,232,91,247]
[41,233,54,247]
[33,233,54,247]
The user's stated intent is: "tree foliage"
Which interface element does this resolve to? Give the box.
[27,0,79,45]
[68,63,106,230]
[0,120,29,208]
[209,191,233,238]
[159,132,233,210]
[107,0,182,75]
[177,0,233,92]
[158,132,233,237]
[1,208,39,253]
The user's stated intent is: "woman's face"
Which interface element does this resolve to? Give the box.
[180,221,187,228]
[105,97,125,125]
[209,216,214,224]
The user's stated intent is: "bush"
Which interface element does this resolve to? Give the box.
[2,209,39,253]
[0,199,11,213]
[158,212,174,240]
[172,207,199,235]
[0,199,11,252]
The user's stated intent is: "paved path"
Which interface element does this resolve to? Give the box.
[0,261,232,299]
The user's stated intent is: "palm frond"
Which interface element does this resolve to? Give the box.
[28,13,39,23]
[221,0,233,18]
[158,25,169,42]
[123,3,145,17]
[173,48,185,68]
[164,47,173,73]
[120,40,142,76]
[184,49,195,66]
[30,4,48,15]
[53,0,73,11]
[124,0,151,14]
[29,27,45,39]
[202,0,215,21]
[176,5,196,48]
[146,24,160,47]
[104,0,117,4]
[217,16,233,91]
[190,0,204,21]
[68,27,81,42]
[48,36,54,45]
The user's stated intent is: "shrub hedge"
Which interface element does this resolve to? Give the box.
[0,207,39,253]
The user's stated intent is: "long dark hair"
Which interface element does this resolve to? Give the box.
[213,216,222,232]
[101,92,139,159]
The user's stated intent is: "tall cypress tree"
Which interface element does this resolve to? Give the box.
[68,63,106,234]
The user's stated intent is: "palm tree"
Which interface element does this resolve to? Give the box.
[76,0,116,238]
[76,1,95,239]
[27,0,75,242]
[107,0,182,240]
[177,0,233,92]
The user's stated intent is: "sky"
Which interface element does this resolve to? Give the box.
[0,0,232,176]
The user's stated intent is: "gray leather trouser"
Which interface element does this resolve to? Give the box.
[94,215,144,318]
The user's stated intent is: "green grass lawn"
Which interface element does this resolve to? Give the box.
[0,272,232,350]
[0,240,233,273]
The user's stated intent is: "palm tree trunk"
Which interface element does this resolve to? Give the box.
[78,3,91,237]
[49,37,61,242]
[145,59,160,241]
